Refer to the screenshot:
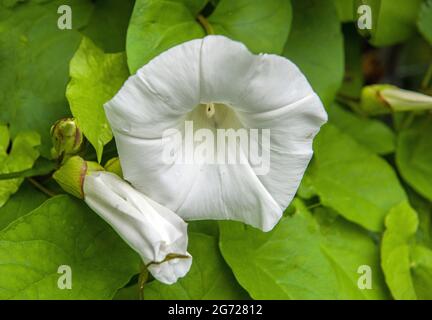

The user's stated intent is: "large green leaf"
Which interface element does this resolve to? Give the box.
[208,0,292,55]
[308,124,406,232]
[126,0,292,73]
[328,104,395,155]
[355,0,423,47]
[396,116,432,202]
[0,0,93,157]
[333,0,355,22]
[126,0,206,73]
[0,181,47,231]
[314,208,390,299]
[418,0,432,45]
[283,0,344,107]
[145,228,249,300]
[220,199,390,299]
[66,37,129,162]
[0,195,140,299]
[81,0,135,53]
[0,130,40,208]
[381,201,432,300]
[219,200,339,299]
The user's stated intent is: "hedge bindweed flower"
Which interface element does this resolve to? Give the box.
[54,156,192,284]
[105,35,327,232]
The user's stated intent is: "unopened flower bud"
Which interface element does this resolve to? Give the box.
[53,156,103,199]
[50,118,84,161]
[360,85,432,115]
[104,157,123,178]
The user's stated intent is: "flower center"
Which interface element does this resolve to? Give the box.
[206,103,215,118]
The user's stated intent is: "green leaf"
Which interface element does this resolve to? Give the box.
[0,181,47,231]
[0,158,55,181]
[144,229,249,300]
[81,0,135,53]
[0,131,40,208]
[328,104,395,155]
[219,200,339,299]
[0,125,9,152]
[396,116,432,202]
[314,208,390,299]
[66,37,129,163]
[410,245,432,299]
[308,124,406,232]
[333,0,355,22]
[0,0,93,157]
[0,195,140,299]
[355,0,423,47]
[418,0,432,45]
[113,283,139,300]
[409,190,432,248]
[208,0,292,55]
[283,0,344,107]
[126,0,206,73]
[381,201,432,300]
[381,201,418,299]
[381,203,419,299]
[126,0,292,73]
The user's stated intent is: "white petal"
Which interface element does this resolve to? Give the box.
[104,39,203,139]
[235,54,316,111]
[112,132,200,211]
[199,35,256,106]
[176,161,283,232]
[236,94,328,209]
[83,171,192,284]
[200,36,315,113]
[112,125,282,231]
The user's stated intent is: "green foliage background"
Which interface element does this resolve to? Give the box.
[0,0,432,300]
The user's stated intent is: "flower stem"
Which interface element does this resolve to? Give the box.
[422,63,432,90]
[27,178,57,197]
[197,14,214,35]
[138,263,148,300]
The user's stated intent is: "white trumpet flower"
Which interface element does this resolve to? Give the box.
[83,171,192,284]
[105,35,327,232]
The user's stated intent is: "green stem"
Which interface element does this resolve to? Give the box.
[138,263,148,300]
[422,64,432,90]
[197,14,214,35]
[27,178,57,197]
[306,202,322,210]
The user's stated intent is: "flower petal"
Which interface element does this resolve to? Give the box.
[235,94,328,209]
[83,171,192,284]
[199,35,256,106]
[200,36,315,113]
[104,39,203,139]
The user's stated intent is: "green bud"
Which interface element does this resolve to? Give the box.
[53,156,103,199]
[360,84,432,115]
[104,157,123,178]
[50,118,84,161]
